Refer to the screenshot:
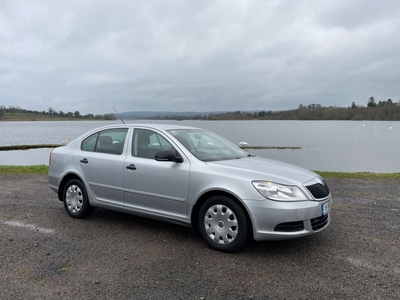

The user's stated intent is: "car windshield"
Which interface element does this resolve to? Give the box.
[168,129,249,162]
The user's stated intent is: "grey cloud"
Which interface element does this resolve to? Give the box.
[0,0,399,114]
[316,0,400,30]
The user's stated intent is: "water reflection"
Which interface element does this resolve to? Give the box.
[0,148,52,166]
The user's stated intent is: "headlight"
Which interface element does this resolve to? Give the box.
[252,181,308,201]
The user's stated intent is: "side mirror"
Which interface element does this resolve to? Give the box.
[155,149,183,163]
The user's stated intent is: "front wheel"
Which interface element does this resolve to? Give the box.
[63,179,94,218]
[198,196,249,252]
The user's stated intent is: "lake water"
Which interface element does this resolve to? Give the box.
[0,120,399,172]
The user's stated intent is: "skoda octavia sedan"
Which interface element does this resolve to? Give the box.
[48,124,332,252]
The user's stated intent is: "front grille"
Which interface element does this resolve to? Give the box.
[274,221,304,232]
[311,214,329,231]
[306,181,330,199]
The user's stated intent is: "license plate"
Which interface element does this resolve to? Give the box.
[322,200,332,216]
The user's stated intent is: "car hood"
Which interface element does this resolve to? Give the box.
[205,156,318,185]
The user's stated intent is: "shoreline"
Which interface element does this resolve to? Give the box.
[0,116,98,122]
[0,144,64,151]
[1,144,302,151]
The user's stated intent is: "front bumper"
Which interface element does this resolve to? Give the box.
[244,195,332,241]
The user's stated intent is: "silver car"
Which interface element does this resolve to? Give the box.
[48,124,332,252]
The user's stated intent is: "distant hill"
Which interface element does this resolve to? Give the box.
[119,111,227,119]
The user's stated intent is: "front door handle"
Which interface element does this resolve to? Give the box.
[126,164,137,170]
[80,158,89,164]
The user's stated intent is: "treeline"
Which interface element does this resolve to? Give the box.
[154,97,400,121]
[3,96,400,121]
[0,105,116,120]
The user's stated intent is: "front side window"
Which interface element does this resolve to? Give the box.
[132,129,175,159]
[81,128,128,155]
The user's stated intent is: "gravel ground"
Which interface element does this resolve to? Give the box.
[0,175,399,299]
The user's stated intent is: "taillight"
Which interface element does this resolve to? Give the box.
[49,149,54,165]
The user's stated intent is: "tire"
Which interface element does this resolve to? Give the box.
[63,179,94,219]
[198,196,249,253]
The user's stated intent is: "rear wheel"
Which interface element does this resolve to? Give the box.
[63,179,94,218]
[198,196,249,252]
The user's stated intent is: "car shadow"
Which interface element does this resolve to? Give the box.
[88,207,195,237]
[79,207,332,256]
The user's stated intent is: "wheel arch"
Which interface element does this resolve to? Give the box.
[57,173,85,201]
[191,190,254,238]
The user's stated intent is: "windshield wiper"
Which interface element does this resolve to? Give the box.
[236,154,255,159]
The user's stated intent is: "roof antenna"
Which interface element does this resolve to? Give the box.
[113,107,125,124]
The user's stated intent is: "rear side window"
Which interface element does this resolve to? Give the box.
[81,133,99,152]
[81,128,128,155]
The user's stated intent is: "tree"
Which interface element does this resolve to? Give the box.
[377,100,386,107]
[104,113,117,120]
[367,97,376,107]
[74,111,81,118]
[351,102,357,109]
[85,113,94,119]
[48,107,55,115]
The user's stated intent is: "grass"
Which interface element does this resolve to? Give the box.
[58,266,69,272]
[0,165,49,175]
[0,165,399,179]
[315,171,400,179]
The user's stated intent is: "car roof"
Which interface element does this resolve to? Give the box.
[96,123,202,131]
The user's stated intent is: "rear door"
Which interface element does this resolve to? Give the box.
[77,128,129,208]
[123,128,190,221]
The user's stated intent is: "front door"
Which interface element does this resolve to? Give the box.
[123,128,190,221]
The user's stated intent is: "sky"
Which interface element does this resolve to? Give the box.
[1,0,399,115]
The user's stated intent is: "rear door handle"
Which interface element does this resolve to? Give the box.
[126,164,137,170]
[80,158,89,164]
